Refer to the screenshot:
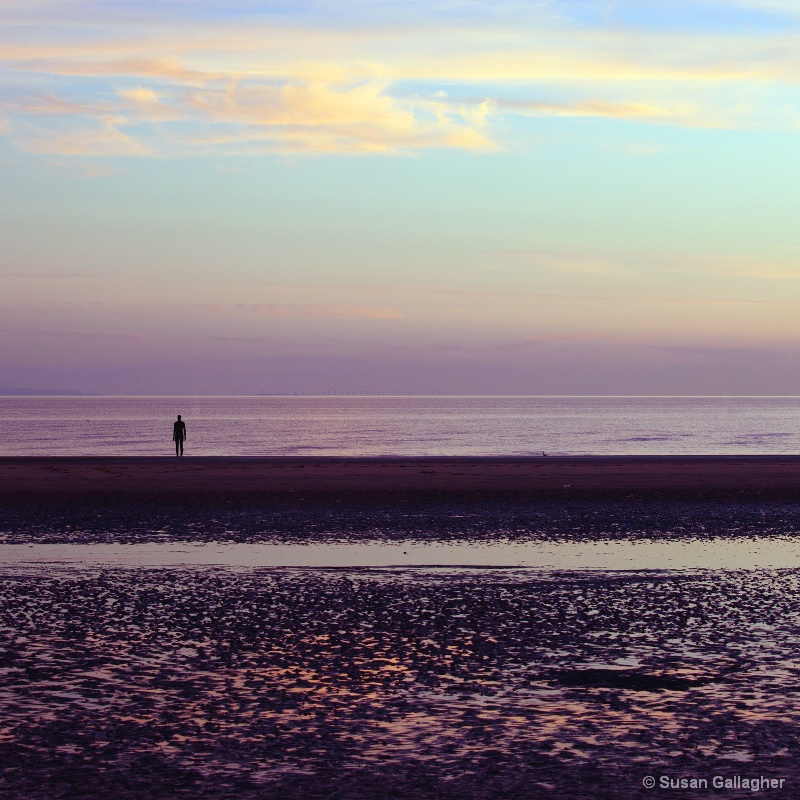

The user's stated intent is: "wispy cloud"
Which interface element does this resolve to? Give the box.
[491,98,711,128]
[3,4,800,157]
[0,25,496,155]
[211,335,265,344]
[408,335,582,356]
[16,115,152,157]
[0,300,404,319]
[0,327,151,341]
[180,81,493,155]
[490,247,800,284]
[240,303,404,319]
[0,270,93,278]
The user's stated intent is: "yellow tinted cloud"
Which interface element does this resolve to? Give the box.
[184,80,494,153]
[117,85,182,121]
[497,99,684,123]
[3,18,800,156]
[118,87,159,104]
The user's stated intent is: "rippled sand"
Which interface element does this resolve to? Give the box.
[0,567,797,799]
[4,495,800,545]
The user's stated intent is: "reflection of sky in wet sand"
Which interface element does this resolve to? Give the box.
[1,567,799,797]
[3,536,800,571]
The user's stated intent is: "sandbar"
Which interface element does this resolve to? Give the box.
[3,455,800,497]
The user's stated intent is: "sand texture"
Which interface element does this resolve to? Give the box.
[4,455,800,497]
[1,456,799,798]
[0,567,797,799]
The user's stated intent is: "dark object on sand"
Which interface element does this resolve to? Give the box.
[552,668,710,692]
[173,415,186,457]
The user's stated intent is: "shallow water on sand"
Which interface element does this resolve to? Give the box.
[2,535,800,571]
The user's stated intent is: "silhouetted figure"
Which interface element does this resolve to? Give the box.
[173,415,186,457]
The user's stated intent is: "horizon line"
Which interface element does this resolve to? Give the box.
[4,394,800,400]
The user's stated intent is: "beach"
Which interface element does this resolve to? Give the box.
[1,456,799,798]
[5,455,800,497]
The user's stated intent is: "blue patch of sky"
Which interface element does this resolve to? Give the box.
[82,0,395,26]
[13,0,798,35]
[392,80,578,101]
[54,1,649,30]
[613,1,800,33]
[162,1,335,22]
[431,1,800,32]
[158,1,536,22]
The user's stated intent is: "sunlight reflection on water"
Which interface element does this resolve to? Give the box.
[2,536,800,570]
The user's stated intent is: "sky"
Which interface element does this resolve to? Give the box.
[4,0,800,395]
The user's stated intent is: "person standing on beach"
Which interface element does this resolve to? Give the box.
[173,415,186,457]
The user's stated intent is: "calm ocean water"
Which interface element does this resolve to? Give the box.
[1,396,799,457]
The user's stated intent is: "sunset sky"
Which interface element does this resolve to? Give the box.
[4,0,800,395]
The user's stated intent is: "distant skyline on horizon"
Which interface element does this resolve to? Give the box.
[4,1,800,395]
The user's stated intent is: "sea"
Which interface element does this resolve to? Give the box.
[1,395,799,457]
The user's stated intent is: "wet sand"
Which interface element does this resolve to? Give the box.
[4,455,800,497]
[0,567,797,799]
[2,456,800,798]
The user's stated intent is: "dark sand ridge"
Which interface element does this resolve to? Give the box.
[4,455,800,497]
[6,455,800,547]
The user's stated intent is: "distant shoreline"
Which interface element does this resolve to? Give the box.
[0,388,97,396]
[4,455,800,498]
[5,393,800,398]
